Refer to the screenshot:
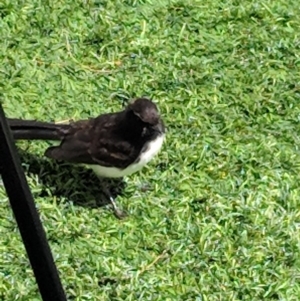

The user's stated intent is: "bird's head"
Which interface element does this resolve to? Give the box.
[126,98,165,135]
[128,98,159,124]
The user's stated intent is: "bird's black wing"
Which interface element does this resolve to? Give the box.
[44,113,141,169]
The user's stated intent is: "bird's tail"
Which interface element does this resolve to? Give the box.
[7,118,70,141]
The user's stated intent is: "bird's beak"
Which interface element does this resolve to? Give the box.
[153,121,165,134]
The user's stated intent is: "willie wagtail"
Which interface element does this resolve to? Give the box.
[8,98,165,218]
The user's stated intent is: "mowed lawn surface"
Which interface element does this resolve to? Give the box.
[1,0,300,300]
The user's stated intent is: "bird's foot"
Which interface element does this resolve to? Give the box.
[108,196,128,219]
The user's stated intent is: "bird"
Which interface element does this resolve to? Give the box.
[8,97,165,218]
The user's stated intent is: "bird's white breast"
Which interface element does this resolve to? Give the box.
[90,134,165,178]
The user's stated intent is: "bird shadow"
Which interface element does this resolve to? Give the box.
[16,148,126,209]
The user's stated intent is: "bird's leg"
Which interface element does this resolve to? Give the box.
[100,181,127,219]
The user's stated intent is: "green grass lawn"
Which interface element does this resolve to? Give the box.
[1,0,300,300]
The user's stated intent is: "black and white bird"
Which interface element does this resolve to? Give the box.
[8,98,165,218]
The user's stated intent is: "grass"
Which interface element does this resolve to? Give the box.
[0,0,300,300]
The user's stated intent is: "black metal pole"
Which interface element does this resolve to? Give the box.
[0,103,67,301]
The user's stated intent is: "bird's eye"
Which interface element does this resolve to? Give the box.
[141,127,147,136]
